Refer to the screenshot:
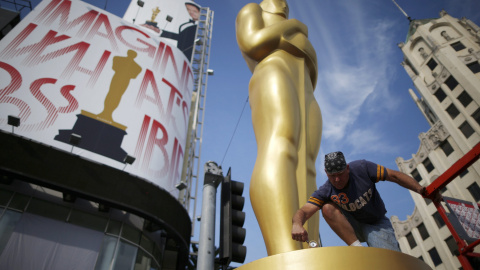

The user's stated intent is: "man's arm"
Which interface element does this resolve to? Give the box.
[291,203,320,242]
[160,30,179,40]
[386,168,424,194]
[386,168,443,202]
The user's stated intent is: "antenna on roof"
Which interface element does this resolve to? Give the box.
[392,0,412,22]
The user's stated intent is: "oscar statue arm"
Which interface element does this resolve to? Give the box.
[236,3,317,86]
[278,25,318,86]
[279,30,318,87]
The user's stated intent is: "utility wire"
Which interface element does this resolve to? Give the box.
[220,96,249,166]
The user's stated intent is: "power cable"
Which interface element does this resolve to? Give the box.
[220,96,249,166]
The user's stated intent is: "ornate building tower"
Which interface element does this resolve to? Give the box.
[391,10,480,269]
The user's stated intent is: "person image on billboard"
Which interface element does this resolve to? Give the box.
[160,2,200,60]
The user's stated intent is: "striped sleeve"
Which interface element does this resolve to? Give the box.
[308,196,325,208]
[375,164,388,182]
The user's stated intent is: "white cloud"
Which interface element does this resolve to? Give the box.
[317,66,375,140]
[290,1,400,145]
[345,128,401,155]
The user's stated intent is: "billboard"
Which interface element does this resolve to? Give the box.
[123,0,201,62]
[445,197,480,241]
[0,0,194,197]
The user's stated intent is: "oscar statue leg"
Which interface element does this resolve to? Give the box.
[286,57,322,248]
[249,58,303,256]
[304,83,322,245]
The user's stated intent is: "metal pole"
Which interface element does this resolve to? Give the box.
[198,162,222,270]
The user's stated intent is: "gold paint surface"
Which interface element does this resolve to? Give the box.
[236,0,322,255]
[237,247,432,270]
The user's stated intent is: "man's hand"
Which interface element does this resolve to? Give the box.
[420,186,443,203]
[291,204,319,242]
[291,223,308,242]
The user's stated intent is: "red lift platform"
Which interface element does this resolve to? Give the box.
[423,142,480,270]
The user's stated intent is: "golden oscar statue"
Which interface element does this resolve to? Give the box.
[150,7,161,23]
[236,0,321,256]
[55,50,143,161]
[96,50,142,124]
[81,49,142,130]
[235,1,431,269]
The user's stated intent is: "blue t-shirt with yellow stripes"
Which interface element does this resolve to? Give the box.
[308,160,388,224]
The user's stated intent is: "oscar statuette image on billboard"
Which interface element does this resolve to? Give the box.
[0,0,194,197]
[123,0,201,62]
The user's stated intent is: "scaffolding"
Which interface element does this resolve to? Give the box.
[423,143,480,270]
[178,6,214,237]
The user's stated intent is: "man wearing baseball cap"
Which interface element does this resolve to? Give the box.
[292,151,429,250]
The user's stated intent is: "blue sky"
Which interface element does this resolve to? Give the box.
[11,0,480,266]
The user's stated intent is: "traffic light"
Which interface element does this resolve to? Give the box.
[220,168,247,266]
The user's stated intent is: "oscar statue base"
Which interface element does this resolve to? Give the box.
[237,247,431,270]
[54,111,128,162]
[145,21,158,27]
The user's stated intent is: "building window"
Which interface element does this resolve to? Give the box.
[8,193,30,211]
[446,104,460,119]
[444,76,459,90]
[411,169,422,182]
[467,61,480,74]
[440,140,454,157]
[428,247,443,266]
[433,211,446,228]
[0,189,14,207]
[417,223,430,240]
[423,158,435,173]
[460,169,469,178]
[0,209,22,254]
[451,42,466,51]
[424,197,432,205]
[467,182,480,202]
[434,89,447,102]
[473,108,480,126]
[458,91,473,107]
[25,198,70,222]
[445,236,459,256]
[69,209,108,232]
[459,121,475,139]
[406,232,417,249]
[418,256,423,262]
[427,59,438,70]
